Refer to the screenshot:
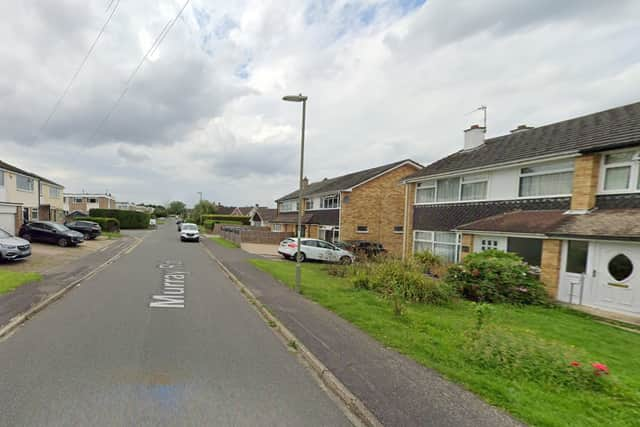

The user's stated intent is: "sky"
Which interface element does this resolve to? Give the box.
[1,0,640,207]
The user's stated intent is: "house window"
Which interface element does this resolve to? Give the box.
[461,174,488,201]
[89,198,97,203]
[0,171,4,187]
[16,175,34,192]
[272,224,282,232]
[31,208,38,220]
[480,239,500,251]
[413,230,460,263]
[507,237,542,266]
[393,225,403,234]
[519,160,574,197]
[416,181,435,203]
[436,177,460,202]
[566,240,588,274]
[74,197,83,203]
[280,200,298,212]
[601,150,640,192]
[356,225,368,233]
[305,199,314,210]
[49,187,61,198]
[321,195,340,209]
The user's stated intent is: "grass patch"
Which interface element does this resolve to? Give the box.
[0,271,42,295]
[249,259,640,427]
[210,236,239,248]
[101,232,122,240]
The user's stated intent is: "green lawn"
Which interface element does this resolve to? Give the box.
[210,236,239,248]
[249,259,640,427]
[0,271,42,295]
[101,232,122,239]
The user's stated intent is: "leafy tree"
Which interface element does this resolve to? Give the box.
[167,201,186,216]
[188,200,217,224]
[153,206,168,217]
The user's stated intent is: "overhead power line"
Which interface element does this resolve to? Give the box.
[39,0,121,134]
[89,0,191,142]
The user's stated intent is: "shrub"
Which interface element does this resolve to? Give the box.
[89,209,150,229]
[413,251,448,278]
[445,250,548,305]
[81,217,120,232]
[203,220,214,231]
[325,263,348,277]
[200,214,250,225]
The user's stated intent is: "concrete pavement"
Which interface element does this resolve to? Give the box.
[0,223,351,426]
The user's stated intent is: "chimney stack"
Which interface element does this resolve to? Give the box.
[464,124,485,150]
[510,124,534,134]
[302,176,309,188]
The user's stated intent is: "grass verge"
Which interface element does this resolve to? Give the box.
[0,271,42,295]
[101,232,122,240]
[249,259,640,427]
[210,236,239,248]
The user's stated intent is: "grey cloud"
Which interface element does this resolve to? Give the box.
[117,144,150,162]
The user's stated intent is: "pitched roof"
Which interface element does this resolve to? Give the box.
[272,209,339,226]
[456,210,568,234]
[277,159,421,202]
[254,207,277,222]
[406,101,640,180]
[0,159,63,188]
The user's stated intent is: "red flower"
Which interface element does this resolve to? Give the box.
[570,361,580,367]
[592,362,609,375]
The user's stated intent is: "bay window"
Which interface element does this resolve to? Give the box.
[413,230,460,263]
[601,150,640,192]
[519,160,574,197]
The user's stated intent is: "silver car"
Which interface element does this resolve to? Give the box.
[0,227,31,261]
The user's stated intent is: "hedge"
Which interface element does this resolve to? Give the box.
[89,209,150,229]
[80,217,120,232]
[201,214,250,225]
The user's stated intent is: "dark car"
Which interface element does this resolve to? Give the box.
[19,221,84,247]
[347,240,387,258]
[64,220,102,240]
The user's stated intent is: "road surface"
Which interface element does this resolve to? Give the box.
[0,223,351,426]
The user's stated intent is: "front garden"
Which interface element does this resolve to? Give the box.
[250,250,640,427]
[0,271,42,295]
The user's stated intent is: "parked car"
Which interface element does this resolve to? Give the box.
[0,227,31,261]
[278,238,355,264]
[19,221,84,247]
[176,218,184,231]
[179,223,200,242]
[64,220,102,240]
[347,240,387,258]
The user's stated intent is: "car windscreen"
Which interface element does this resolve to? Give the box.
[50,223,70,232]
[0,229,11,238]
[182,224,197,231]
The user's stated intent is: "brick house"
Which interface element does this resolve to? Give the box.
[272,159,422,255]
[402,101,640,317]
[0,159,65,233]
[64,193,117,215]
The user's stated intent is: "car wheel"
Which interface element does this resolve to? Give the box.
[58,238,69,247]
[83,233,90,240]
[22,234,32,242]
[340,256,352,265]
[297,252,306,262]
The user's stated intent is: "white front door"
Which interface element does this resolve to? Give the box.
[593,242,640,315]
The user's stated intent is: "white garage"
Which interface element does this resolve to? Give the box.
[0,203,18,234]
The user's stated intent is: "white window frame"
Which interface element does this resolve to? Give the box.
[321,195,340,209]
[305,199,314,210]
[272,223,282,232]
[16,174,35,192]
[356,225,369,233]
[598,148,640,194]
[74,197,84,203]
[415,174,488,205]
[413,230,461,263]
[0,170,4,187]
[518,160,574,198]
[49,186,61,198]
[279,200,298,212]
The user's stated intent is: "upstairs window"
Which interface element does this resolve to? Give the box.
[279,200,299,212]
[305,199,314,210]
[416,174,488,204]
[49,186,61,198]
[74,197,83,203]
[519,160,574,197]
[0,171,4,187]
[436,177,460,202]
[601,150,640,192]
[89,198,97,203]
[461,174,488,201]
[16,175,34,192]
[321,195,340,209]
[416,181,435,203]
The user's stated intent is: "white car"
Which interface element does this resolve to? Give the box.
[149,218,157,227]
[278,238,355,264]
[180,223,200,242]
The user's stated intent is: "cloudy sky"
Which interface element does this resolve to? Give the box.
[1,0,639,207]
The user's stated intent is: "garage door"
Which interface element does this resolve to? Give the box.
[0,212,15,233]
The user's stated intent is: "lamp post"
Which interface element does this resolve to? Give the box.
[282,94,307,293]
[197,192,203,203]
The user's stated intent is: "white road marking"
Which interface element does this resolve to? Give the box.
[149,261,187,309]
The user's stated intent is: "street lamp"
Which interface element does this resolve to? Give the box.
[197,192,203,202]
[283,93,307,293]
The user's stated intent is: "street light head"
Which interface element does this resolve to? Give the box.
[283,94,307,102]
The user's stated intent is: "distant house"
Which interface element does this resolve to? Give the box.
[248,206,277,227]
[272,159,422,255]
[402,101,640,317]
[115,201,153,213]
[0,159,65,233]
[63,193,116,215]
[215,205,254,216]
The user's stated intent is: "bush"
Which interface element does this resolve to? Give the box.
[201,214,250,225]
[445,250,548,305]
[350,258,455,305]
[414,251,448,278]
[89,209,150,229]
[203,220,214,231]
[81,217,120,232]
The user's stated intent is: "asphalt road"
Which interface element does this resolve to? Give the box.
[0,223,351,427]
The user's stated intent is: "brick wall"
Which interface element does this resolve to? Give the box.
[540,239,562,298]
[340,164,419,256]
[460,234,474,261]
[571,154,600,211]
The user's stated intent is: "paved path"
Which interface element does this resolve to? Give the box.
[202,238,522,427]
[0,223,351,426]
